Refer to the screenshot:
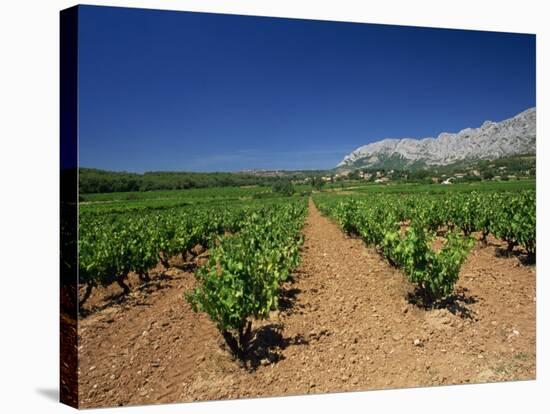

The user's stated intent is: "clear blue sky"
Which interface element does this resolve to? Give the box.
[77,5,535,172]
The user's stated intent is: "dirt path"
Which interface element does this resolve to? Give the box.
[79,198,535,408]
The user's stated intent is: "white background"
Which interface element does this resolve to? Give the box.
[0,0,548,412]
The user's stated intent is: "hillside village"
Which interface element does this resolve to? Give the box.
[291,154,535,186]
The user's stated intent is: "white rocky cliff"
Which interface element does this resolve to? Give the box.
[337,108,536,169]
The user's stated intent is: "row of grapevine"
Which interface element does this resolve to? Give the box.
[186,201,307,361]
[318,190,535,256]
[401,191,535,256]
[317,196,473,302]
[314,189,535,302]
[79,202,264,306]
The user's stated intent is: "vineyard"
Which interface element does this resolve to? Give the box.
[314,190,535,302]
[77,182,536,407]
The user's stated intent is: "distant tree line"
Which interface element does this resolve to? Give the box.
[271,180,295,196]
[80,169,278,193]
[79,168,325,194]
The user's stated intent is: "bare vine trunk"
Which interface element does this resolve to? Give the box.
[221,320,253,363]
[117,273,130,295]
[138,272,150,282]
[79,283,94,308]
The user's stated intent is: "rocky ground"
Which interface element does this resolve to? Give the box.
[78,199,536,408]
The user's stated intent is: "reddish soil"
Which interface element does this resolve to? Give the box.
[78,199,535,408]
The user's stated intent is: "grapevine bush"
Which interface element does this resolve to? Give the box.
[186,203,306,361]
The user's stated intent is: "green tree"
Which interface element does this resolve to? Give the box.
[483,171,495,180]
[312,177,325,191]
[272,180,295,196]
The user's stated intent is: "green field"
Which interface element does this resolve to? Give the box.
[79,185,310,214]
[337,179,536,194]
[80,178,535,214]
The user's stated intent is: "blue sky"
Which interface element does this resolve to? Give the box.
[77,5,535,172]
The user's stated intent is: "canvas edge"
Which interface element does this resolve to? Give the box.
[60,4,79,409]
